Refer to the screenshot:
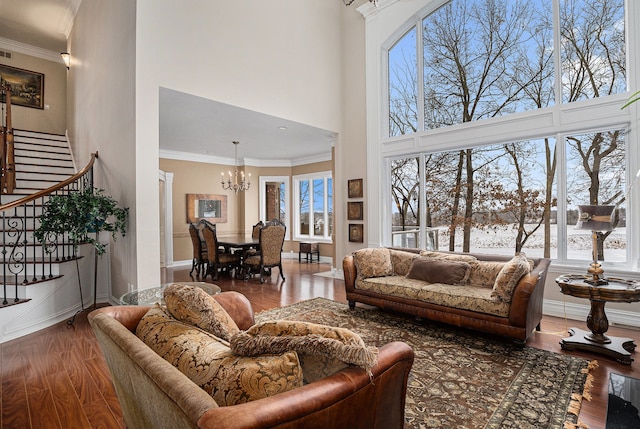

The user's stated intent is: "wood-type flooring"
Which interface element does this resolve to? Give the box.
[0,259,637,428]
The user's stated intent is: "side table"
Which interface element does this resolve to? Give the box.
[120,282,221,305]
[556,274,640,365]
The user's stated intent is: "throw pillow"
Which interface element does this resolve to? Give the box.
[467,261,506,288]
[406,257,472,285]
[136,305,303,406]
[491,253,531,302]
[353,248,394,279]
[230,320,379,384]
[163,283,240,341]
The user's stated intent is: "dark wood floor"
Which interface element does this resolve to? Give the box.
[1,259,637,428]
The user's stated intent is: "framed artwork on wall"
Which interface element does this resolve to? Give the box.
[348,178,363,198]
[347,201,363,220]
[186,194,228,223]
[349,224,363,243]
[0,64,44,109]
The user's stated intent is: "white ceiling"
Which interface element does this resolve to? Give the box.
[0,0,337,166]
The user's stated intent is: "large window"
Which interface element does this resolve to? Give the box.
[293,172,333,241]
[384,0,632,267]
[389,0,625,136]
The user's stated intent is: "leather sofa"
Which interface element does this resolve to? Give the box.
[343,248,551,345]
[89,291,414,429]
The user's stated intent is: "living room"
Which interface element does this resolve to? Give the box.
[0,0,639,428]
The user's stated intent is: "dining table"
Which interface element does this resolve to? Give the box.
[217,234,260,279]
[217,234,260,254]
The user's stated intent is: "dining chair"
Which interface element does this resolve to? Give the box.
[202,222,241,280]
[188,223,208,277]
[243,219,286,283]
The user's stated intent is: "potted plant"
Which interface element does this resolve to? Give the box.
[34,187,128,323]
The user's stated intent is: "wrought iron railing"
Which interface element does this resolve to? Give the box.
[0,153,97,307]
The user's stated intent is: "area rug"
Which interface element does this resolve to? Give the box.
[256,298,594,429]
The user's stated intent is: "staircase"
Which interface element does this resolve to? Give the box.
[0,129,87,306]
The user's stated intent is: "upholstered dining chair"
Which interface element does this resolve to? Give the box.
[188,223,208,277]
[243,220,286,283]
[202,222,241,280]
[251,221,264,239]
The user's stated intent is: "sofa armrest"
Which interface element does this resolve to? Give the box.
[213,291,255,330]
[90,290,255,332]
[343,254,357,293]
[196,341,414,429]
[508,257,550,329]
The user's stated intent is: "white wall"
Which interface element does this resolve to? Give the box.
[67,0,137,300]
[136,0,347,287]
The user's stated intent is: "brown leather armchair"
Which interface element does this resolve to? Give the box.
[89,292,414,429]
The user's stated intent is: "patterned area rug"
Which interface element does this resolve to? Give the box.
[256,298,592,429]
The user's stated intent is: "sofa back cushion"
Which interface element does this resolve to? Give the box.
[163,283,239,341]
[389,249,419,276]
[354,248,394,279]
[136,305,303,406]
[490,253,532,302]
[406,257,472,285]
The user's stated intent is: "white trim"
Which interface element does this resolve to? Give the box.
[0,37,64,64]
[292,171,334,242]
[159,170,174,268]
[159,149,331,168]
[544,298,640,329]
[259,176,290,240]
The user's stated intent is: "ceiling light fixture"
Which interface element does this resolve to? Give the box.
[221,141,251,194]
[60,52,70,69]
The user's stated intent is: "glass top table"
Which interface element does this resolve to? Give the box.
[119,282,221,305]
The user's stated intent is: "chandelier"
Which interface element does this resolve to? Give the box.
[221,141,251,194]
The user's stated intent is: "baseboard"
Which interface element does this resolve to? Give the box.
[543,298,640,329]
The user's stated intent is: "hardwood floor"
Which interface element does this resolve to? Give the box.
[1,259,637,428]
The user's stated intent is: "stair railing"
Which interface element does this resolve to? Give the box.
[0,152,97,307]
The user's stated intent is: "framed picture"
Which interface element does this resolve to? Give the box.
[347,201,363,220]
[348,178,363,198]
[186,194,228,223]
[0,64,44,109]
[349,224,364,243]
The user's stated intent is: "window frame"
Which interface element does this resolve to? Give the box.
[374,0,638,273]
[292,171,333,243]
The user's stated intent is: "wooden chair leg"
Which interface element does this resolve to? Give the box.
[190,259,196,275]
[278,263,285,281]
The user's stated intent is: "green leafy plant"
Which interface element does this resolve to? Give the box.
[621,90,640,109]
[35,187,128,255]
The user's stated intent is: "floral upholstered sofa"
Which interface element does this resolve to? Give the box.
[343,248,550,345]
[89,286,414,429]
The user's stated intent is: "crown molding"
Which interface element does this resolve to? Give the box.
[59,0,82,38]
[0,37,64,64]
[159,149,331,168]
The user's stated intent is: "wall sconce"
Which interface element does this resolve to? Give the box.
[60,52,70,69]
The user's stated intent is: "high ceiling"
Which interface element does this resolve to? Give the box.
[0,0,336,165]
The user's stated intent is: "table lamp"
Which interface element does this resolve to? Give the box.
[575,205,614,285]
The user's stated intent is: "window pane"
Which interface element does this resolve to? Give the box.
[415,139,557,258]
[560,0,626,103]
[565,129,626,262]
[313,179,325,236]
[422,0,553,130]
[391,157,420,248]
[389,27,417,137]
[299,180,310,235]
